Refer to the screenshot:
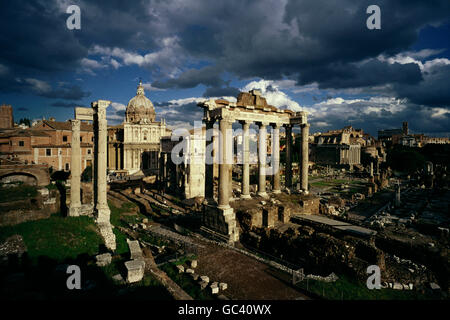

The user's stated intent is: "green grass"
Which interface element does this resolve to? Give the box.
[0,184,38,203]
[0,214,103,262]
[297,274,436,300]
[160,262,214,300]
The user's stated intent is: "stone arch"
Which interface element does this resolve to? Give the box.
[0,172,38,186]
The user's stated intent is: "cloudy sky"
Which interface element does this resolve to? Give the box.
[0,0,449,137]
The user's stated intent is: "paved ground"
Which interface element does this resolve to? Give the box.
[194,241,310,300]
[292,214,377,237]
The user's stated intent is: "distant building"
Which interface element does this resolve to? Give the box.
[0,104,13,129]
[0,119,94,172]
[379,121,450,147]
[107,81,170,175]
[310,126,362,166]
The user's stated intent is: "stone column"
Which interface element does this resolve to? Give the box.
[272,123,281,193]
[92,100,116,251]
[69,119,81,216]
[257,122,268,197]
[92,100,111,222]
[205,119,215,200]
[285,125,293,189]
[218,117,233,208]
[300,123,310,193]
[240,120,251,199]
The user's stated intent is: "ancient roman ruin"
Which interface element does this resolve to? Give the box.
[197,90,310,243]
[69,100,116,251]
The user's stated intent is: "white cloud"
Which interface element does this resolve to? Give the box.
[241,79,304,112]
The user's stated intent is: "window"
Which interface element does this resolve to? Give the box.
[63,135,68,142]
[65,163,70,171]
[88,149,91,154]
[80,136,83,142]
[91,137,94,142]
[46,148,51,156]
[19,141,24,146]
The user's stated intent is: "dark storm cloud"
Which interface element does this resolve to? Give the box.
[395,64,450,107]
[50,101,86,108]
[298,59,423,89]
[202,86,240,98]
[41,85,91,100]
[152,66,224,89]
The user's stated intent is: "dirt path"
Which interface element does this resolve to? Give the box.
[194,241,310,300]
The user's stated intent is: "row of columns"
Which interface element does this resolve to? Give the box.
[205,117,309,209]
[70,101,111,220]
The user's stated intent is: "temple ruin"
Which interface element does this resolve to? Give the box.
[197,90,309,244]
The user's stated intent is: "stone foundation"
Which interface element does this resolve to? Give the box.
[202,205,239,244]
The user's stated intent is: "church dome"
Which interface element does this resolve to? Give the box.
[125,80,156,123]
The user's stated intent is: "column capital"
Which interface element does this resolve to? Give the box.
[301,123,310,129]
[256,121,269,128]
[271,123,282,129]
[70,119,81,129]
[219,115,234,124]
[91,100,111,109]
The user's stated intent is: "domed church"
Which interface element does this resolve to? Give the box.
[107,81,170,176]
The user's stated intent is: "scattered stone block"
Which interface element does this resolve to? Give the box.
[393,282,403,290]
[219,282,228,291]
[127,239,143,260]
[199,281,208,290]
[190,260,198,268]
[190,273,199,281]
[95,253,112,267]
[112,274,124,283]
[125,260,145,283]
[143,218,149,224]
[200,275,209,283]
[430,283,440,290]
[176,265,185,273]
[185,268,194,274]
[211,286,219,294]
[408,283,414,290]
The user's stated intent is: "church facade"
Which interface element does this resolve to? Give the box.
[107,81,170,175]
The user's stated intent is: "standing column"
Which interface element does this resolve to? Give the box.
[92,100,111,223]
[257,122,268,197]
[285,125,293,189]
[300,123,310,193]
[69,119,81,216]
[241,120,251,199]
[272,123,281,193]
[205,119,215,200]
[218,117,233,208]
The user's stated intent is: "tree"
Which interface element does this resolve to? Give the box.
[81,165,92,182]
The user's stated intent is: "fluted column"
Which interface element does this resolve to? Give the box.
[205,119,215,200]
[69,119,81,216]
[218,117,233,208]
[92,100,111,222]
[272,123,281,193]
[301,123,310,193]
[285,125,293,189]
[257,122,268,197]
[241,120,251,199]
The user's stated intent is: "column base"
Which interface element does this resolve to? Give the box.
[202,204,239,244]
[240,194,251,199]
[272,189,281,194]
[257,191,268,198]
[69,205,81,217]
[95,206,111,224]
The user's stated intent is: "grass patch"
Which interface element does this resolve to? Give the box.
[297,274,437,300]
[0,214,103,262]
